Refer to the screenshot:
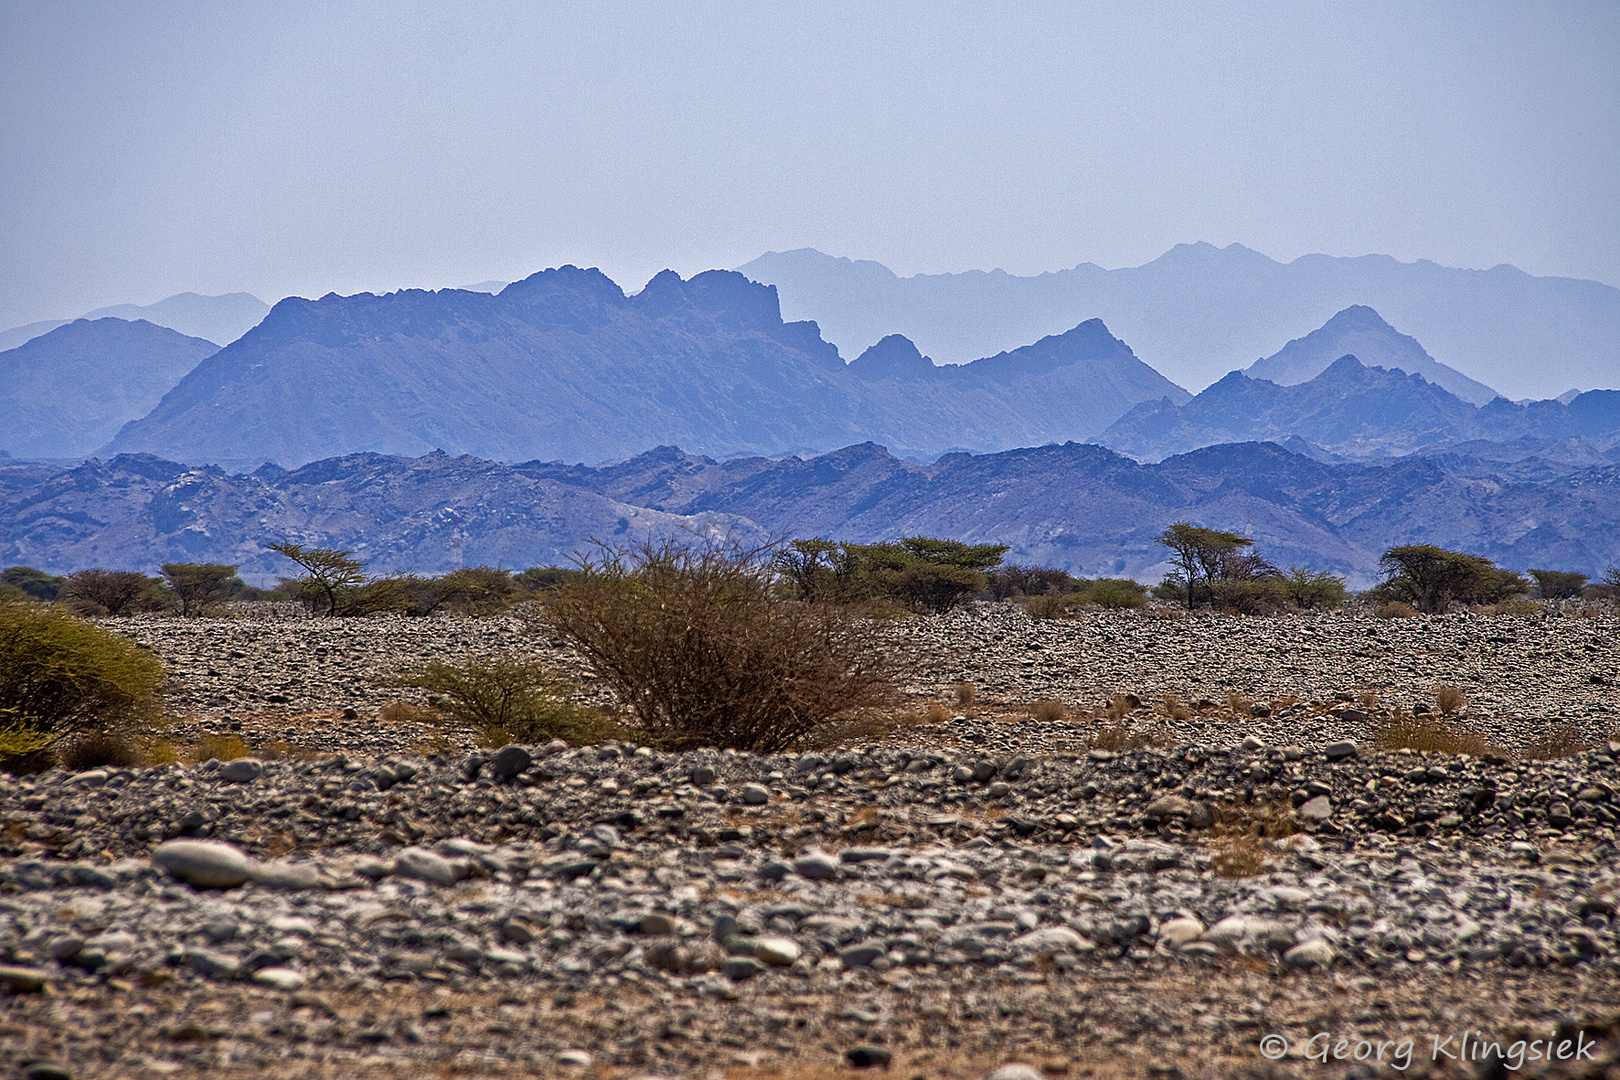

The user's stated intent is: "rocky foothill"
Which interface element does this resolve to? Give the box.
[4,602,1620,1080]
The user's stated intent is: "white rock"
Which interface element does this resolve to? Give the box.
[248,860,323,890]
[984,1066,1044,1080]
[1012,926,1087,954]
[1284,938,1336,969]
[252,966,306,990]
[153,839,252,889]
[219,758,264,783]
[739,782,770,805]
[557,1049,593,1067]
[754,936,802,966]
[394,846,464,887]
[1158,916,1205,949]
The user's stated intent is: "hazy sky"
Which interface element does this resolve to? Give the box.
[2,1,1617,332]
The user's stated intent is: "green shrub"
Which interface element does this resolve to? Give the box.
[1283,567,1348,609]
[398,655,620,747]
[0,601,165,767]
[2,566,65,601]
[1074,578,1148,609]
[989,565,1075,601]
[1370,545,1529,614]
[268,542,369,616]
[1528,570,1588,600]
[535,540,899,753]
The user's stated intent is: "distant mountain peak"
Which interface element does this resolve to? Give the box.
[849,334,933,380]
[1247,305,1499,405]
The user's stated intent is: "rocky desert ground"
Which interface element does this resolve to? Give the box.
[3,601,1620,1080]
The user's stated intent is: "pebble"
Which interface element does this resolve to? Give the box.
[152,839,252,889]
[394,846,462,887]
[219,758,264,783]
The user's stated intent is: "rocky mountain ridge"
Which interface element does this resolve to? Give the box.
[6,438,1619,586]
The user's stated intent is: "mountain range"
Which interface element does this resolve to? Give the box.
[0,292,269,353]
[5,439,1617,588]
[98,268,1185,468]
[0,319,222,459]
[737,243,1620,400]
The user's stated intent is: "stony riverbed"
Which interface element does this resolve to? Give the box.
[3,603,1620,1079]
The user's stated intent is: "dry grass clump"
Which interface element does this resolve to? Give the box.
[1225,692,1252,718]
[923,701,952,725]
[377,699,428,724]
[1022,592,1069,620]
[1376,600,1420,619]
[1029,698,1066,723]
[1521,723,1593,760]
[1371,712,1496,757]
[1162,692,1190,721]
[953,682,976,708]
[1433,683,1466,716]
[58,731,149,771]
[1086,722,1166,753]
[192,733,252,762]
[1210,799,1299,878]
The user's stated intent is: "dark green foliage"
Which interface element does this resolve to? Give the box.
[1282,567,1348,609]
[2,566,65,601]
[0,601,166,765]
[1073,578,1148,609]
[398,655,618,747]
[514,566,587,594]
[989,565,1076,601]
[840,537,1009,613]
[536,540,898,753]
[63,568,165,615]
[1371,545,1529,614]
[268,542,369,616]
[1528,569,1588,600]
[160,562,242,616]
[1156,522,1280,610]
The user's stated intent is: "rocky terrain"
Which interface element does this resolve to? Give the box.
[3,603,1620,1079]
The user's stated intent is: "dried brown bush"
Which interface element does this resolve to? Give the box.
[1162,692,1190,721]
[59,731,148,770]
[923,701,951,725]
[1433,683,1466,716]
[953,683,976,708]
[1022,592,1069,620]
[1029,698,1066,723]
[1371,713,1496,757]
[1376,600,1420,619]
[192,733,251,762]
[1087,722,1164,752]
[1521,723,1592,760]
[535,539,900,753]
[1210,799,1299,878]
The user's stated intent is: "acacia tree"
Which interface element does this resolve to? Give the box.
[1157,523,1252,609]
[268,542,368,616]
[1376,545,1527,614]
[63,569,160,615]
[160,562,241,616]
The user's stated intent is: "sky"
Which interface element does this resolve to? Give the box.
[2,1,1617,333]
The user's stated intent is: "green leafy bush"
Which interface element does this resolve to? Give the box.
[398,655,618,747]
[1073,578,1148,609]
[160,562,242,616]
[1528,569,1588,600]
[63,568,165,615]
[0,601,165,767]
[2,566,65,601]
[1283,567,1348,609]
[535,540,899,752]
[1369,545,1529,614]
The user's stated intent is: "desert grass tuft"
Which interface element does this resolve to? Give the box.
[1210,798,1299,878]
[1371,712,1496,757]
[191,733,252,762]
[953,682,976,708]
[1162,692,1190,721]
[1029,698,1066,723]
[1432,683,1467,716]
[1521,723,1592,760]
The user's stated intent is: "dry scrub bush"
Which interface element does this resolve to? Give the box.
[1376,600,1420,619]
[0,600,166,770]
[1021,592,1069,620]
[923,701,951,725]
[396,655,620,748]
[1372,712,1496,757]
[192,733,251,762]
[1211,799,1299,878]
[1087,723,1163,752]
[1433,683,1467,716]
[534,540,900,753]
[1162,692,1190,721]
[1521,723,1592,761]
[1029,698,1066,723]
[953,683,976,708]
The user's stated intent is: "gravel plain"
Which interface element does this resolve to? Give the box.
[3,602,1620,1080]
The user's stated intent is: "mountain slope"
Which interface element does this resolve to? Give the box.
[1246,305,1498,404]
[1099,354,1620,462]
[0,319,221,459]
[737,244,1620,400]
[103,267,1187,467]
[0,292,269,353]
[9,440,1618,586]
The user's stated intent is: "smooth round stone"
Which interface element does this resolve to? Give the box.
[639,913,680,936]
[1284,938,1336,969]
[248,860,322,890]
[557,1050,593,1067]
[394,846,462,887]
[219,758,264,783]
[153,839,252,889]
[1158,917,1206,950]
[1012,926,1087,954]
[70,768,108,787]
[739,782,770,805]
[754,935,802,966]
[252,966,307,991]
[984,1066,1044,1080]
[22,1063,74,1080]
[722,956,764,980]
[489,744,532,783]
[0,966,49,993]
[792,849,839,880]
